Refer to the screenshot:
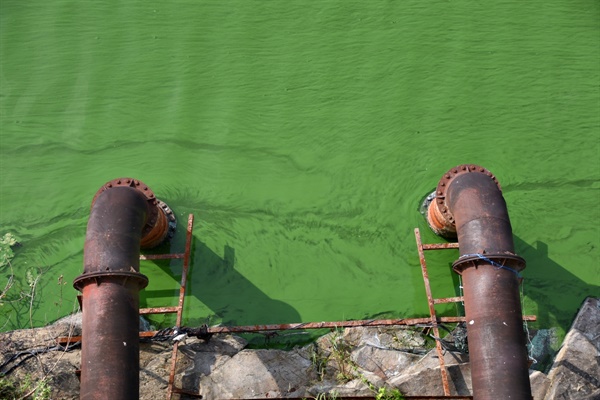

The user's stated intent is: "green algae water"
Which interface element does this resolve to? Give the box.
[1,1,598,349]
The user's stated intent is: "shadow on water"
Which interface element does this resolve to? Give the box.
[187,241,302,327]
[514,236,599,335]
[142,240,313,396]
[167,236,595,339]
[141,238,301,333]
[139,232,599,395]
[441,236,598,336]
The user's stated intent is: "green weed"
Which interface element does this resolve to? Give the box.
[0,374,51,400]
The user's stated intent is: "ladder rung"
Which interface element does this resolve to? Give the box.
[140,306,180,315]
[55,314,537,346]
[56,335,81,345]
[422,243,459,250]
[140,253,185,260]
[57,330,163,346]
[433,296,464,304]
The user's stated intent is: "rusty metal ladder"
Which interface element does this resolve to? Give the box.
[414,228,464,397]
[139,213,199,399]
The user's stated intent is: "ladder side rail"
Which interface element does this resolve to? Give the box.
[414,228,452,396]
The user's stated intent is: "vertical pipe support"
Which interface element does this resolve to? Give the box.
[426,165,532,400]
[73,178,175,400]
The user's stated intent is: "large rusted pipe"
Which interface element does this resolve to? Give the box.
[73,178,175,400]
[426,165,532,400]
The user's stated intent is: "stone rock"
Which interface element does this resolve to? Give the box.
[388,348,472,396]
[403,345,470,372]
[341,326,426,350]
[1,299,598,399]
[568,297,600,343]
[544,297,600,400]
[312,326,428,383]
[140,341,172,398]
[198,347,317,399]
[530,370,550,400]
[392,363,473,396]
[351,344,421,380]
[179,334,248,394]
[308,378,373,397]
[51,312,82,335]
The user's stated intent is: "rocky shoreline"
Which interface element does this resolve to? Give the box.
[1,297,598,399]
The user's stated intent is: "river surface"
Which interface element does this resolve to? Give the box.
[1,1,598,348]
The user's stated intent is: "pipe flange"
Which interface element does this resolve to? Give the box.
[73,270,149,291]
[427,164,501,238]
[158,200,177,241]
[140,199,177,248]
[452,252,526,275]
[91,178,160,238]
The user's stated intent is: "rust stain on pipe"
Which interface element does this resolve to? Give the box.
[426,165,532,400]
[73,178,174,400]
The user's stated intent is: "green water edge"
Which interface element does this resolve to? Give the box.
[1,199,597,353]
[1,0,599,357]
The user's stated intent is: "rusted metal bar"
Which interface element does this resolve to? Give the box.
[422,242,460,250]
[166,341,180,399]
[166,214,194,400]
[433,296,464,304]
[56,315,537,346]
[56,336,80,345]
[140,306,180,315]
[72,178,174,400]
[176,215,194,328]
[201,314,531,334]
[207,317,442,334]
[426,165,532,400]
[140,253,185,260]
[414,228,451,396]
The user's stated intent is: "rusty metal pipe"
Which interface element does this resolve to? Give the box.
[73,178,173,400]
[426,165,532,400]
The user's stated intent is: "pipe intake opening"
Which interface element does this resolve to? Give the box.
[424,164,500,239]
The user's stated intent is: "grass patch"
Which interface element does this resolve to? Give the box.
[0,374,51,400]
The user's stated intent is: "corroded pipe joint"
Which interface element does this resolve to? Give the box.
[90,178,176,249]
[74,271,148,292]
[428,164,527,274]
[452,253,526,275]
[426,165,501,239]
